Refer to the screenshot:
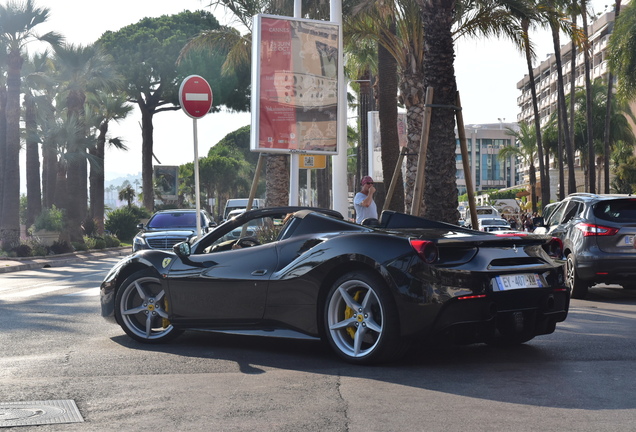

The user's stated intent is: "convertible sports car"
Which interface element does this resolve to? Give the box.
[101,206,569,364]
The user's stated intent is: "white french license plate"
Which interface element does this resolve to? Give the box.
[624,235,634,245]
[494,273,543,291]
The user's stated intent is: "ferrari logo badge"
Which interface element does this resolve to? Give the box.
[162,258,172,268]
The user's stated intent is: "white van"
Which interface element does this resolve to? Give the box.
[475,205,500,219]
[223,198,263,220]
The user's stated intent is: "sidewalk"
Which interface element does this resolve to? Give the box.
[0,247,131,274]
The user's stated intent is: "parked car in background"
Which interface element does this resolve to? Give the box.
[464,217,511,232]
[475,205,500,219]
[223,198,263,221]
[132,209,216,252]
[533,193,636,299]
[102,206,568,365]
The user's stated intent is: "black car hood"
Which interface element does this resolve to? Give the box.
[139,229,195,238]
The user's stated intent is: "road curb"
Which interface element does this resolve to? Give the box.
[0,247,130,274]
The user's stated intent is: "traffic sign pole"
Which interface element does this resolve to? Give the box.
[179,75,213,240]
[192,119,202,238]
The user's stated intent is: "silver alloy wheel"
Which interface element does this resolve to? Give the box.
[118,275,174,341]
[326,279,384,359]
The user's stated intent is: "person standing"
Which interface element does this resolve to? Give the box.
[354,176,378,224]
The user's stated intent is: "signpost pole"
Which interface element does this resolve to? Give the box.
[192,118,202,238]
[289,0,301,207]
[331,0,348,217]
[179,75,213,240]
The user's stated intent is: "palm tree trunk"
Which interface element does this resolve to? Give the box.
[569,11,577,194]
[378,23,404,213]
[24,92,42,228]
[603,1,621,193]
[522,22,548,210]
[265,154,289,207]
[358,69,372,180]
[417,0,459,223]
[400,72,425,214]
[0,50,24,248]
[90,122,107,234]
[0,85,6,224]
[551,21,577,194]
[581,0,595,193]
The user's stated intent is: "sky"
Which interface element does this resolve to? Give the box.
[23,0,615,189]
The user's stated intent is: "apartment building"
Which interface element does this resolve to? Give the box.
[455,122,520,196]
[516,10,615,126]
[515,9,627,198]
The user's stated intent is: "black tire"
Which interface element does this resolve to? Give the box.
[323,271,407,365]
[114,269,183,343]
[566,254,589,299]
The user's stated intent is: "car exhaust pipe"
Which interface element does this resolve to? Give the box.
[544,294,555,311]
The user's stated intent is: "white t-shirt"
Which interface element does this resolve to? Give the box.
[354,192,378,224]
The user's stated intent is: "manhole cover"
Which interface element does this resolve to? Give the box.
[0,400,83,428]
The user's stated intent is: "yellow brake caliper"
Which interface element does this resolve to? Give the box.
[162,298,171,328]
[344,290,363,340]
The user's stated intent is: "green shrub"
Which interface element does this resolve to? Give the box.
[84,236,107,250]
[82,217,99,237]
[103,234,121,248]
[34,206,65,232]
[105,207,145,242]
[73,242,89,252]
[50,240,74,254]
[13,244,32,257]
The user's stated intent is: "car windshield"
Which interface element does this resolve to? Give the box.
[594,199,636,223]
[147,212,198,228]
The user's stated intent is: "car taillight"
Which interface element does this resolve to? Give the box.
[410,239,439,264]
[574,222,619,237]
[544,237,563,259]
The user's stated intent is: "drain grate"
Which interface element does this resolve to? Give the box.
[0,400,84,428]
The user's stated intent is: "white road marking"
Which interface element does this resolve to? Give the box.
[1,285,72,299]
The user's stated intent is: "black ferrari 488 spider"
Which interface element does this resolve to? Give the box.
[101,206,569,364]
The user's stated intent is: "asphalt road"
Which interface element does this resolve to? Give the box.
[1,258,636,431]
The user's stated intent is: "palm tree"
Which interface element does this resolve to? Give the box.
[570,78,636,190]
[118,184,136,208]
[579,0,596,192]
[500,122,539,212]
[53,43,122,243]
[504,1,551,210]
[603,0,622,193]
[23,51,56,228]
[609,0,636,103]
[0,0,62,248]
[86,92,132,234]
[544,0,579,194]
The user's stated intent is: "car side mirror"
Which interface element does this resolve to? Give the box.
[173,241,191,257]
[137,223,144,230]
[533,217,545,227]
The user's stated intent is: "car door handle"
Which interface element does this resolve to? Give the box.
[251,269,268,276]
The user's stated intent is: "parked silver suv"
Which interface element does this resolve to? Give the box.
[535,193,636,299]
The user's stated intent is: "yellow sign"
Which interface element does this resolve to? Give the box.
[299,154,326,169]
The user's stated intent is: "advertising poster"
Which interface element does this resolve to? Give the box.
[251,14,340,155]
[154,165,179,201]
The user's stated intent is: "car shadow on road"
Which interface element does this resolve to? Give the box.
[110,295,636,412]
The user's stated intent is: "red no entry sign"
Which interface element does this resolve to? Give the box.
[179,75,213,119]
